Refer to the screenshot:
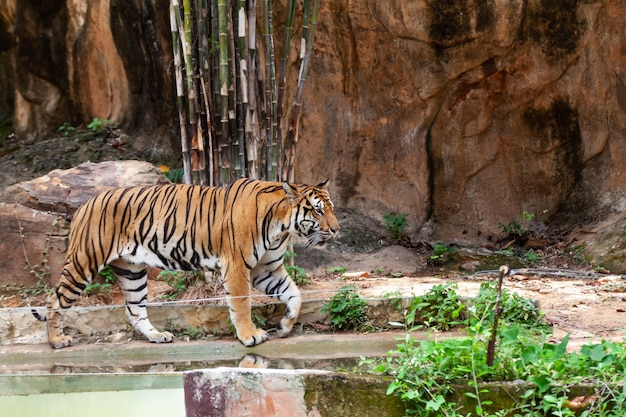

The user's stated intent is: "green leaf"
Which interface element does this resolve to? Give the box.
[532,374,552,393]
[581,343,606,362]
[386,381,399,395]
[425,395,446,411]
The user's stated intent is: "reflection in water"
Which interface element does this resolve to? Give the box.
[2,354,362,375]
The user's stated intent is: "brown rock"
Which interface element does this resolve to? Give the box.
[0,160,169,288]
[0,160,169,216]
[0,203,68,288]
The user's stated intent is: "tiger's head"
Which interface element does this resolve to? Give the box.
[284,180,340,248]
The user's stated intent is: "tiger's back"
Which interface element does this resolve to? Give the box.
[66,180,291,272]
[46,178,339,348]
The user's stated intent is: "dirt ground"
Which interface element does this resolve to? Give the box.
[294,244,626,352]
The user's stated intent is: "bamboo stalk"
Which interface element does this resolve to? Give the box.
[182,0,196,124]
[181,0,201,184]
[277,0,297,115]
[195,0,215,185]
[227,5,243,179]
[234,0,248,179]
[282,0,321,182]
[217,0,232,184]
[170,0,192,184]
[246,0,260,179]
[209,0,221,184]
[262,0,278,180]
[170,0,322,186]
[199,76,214,186]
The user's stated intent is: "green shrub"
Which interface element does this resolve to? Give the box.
[284,249,310,285]
[384,213,408,240]
[362,279,626,416]
[406,283,466,331]
[321,285,369,331]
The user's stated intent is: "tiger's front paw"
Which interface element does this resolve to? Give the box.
[49,334,73,349]
[237,328,268,347]
[148,331,174,344]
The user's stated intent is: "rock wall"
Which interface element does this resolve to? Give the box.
[8,0,177,155]
[3,0,626,246]
[0,0,14,118]
[296,0,626,243]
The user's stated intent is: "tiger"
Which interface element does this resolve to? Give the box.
[43,177,339,349]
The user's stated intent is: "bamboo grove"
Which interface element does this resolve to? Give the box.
[169,0,321,186]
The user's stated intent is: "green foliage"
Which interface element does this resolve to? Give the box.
[472,280,546,329]
[523,249,541,266]
[252,313,267,328]
[495,247,515,257]
[429,243,457,266]
[180,326,204,340]
[99,265,117,284]
[362,281,626,416]
[165,167,185,183]
[384,213,408,240]
[326,266,347,274]
[284,249,310,285]
[164,321,205,340]
[498,219,523,237]
[58,122,76,137]
[87,117,114,131]
[19,280,51,297]
[84,265,118,296]
[406,283,466,331]
[499,210,548,238]
[381,290,404,311]
[84,282,112,296]
[321,285,370,331]
[157,270,202,300]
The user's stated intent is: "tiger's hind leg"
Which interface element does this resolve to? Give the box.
[109,260,174,344]
[252,265,302,338]
[47,289,75,349]
[47,262,96,348]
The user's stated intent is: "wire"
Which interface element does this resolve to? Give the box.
[472,267,624,280]
[13,267,624,316]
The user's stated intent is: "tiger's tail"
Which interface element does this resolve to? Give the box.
[32,308,47,322]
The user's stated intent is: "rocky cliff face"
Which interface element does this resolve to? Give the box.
[296,0,626,244]
[7,0,177,155]
[3,0,626,249]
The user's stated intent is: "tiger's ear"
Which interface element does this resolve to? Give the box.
[316,179,329,189]
[283,182,301,202]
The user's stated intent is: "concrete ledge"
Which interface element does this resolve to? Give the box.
[182,368,603,417]
[0,298,406,345]
[0,300,323,345]
[183,368,406,417]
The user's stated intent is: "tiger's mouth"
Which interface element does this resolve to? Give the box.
[305,229,337,249]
